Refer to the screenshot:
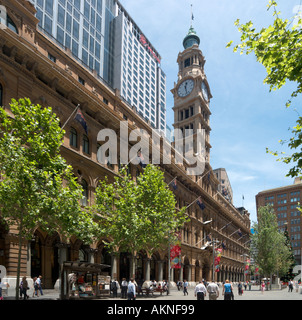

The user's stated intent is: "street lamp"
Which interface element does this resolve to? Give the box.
[202,219,212,225]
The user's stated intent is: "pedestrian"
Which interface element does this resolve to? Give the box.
[248,281,252,291]
[207,281,219,300]
[294,280,299,293]
[288,279,293,292]
[111,279,119,298]
[20,276,29,300]
[244,281,247,291]
[177,280,182,291]
[222,279,233,300]
[121,278,128,299]
[32,277,38,297]
[261,280,265,294]
[194,281,207,300]
[127,278,136,300]
[36,275,43,296]
[238,281,243,295]
[183,279,189,296]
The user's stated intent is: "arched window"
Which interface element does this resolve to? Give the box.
[69,127,77,148]
[82,134,89,154]
[7,15,18,34]
[81,179,88,206]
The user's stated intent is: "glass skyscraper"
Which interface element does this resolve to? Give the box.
[30,0,167,134]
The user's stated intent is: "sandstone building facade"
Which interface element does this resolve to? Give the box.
[0,0,250,291]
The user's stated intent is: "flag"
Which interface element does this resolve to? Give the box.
[75,108,88,134]
[171,179,177,190]
[137,151,146,168]
[196,197,205,210]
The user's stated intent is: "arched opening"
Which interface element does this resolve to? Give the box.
[100,246,111,275]
[195,260,200,282]
[136,250,147,281]
[183,257,190,281]
[119,252,130,281]
[30,232,43,279]
[150,253,159,280]
[0,219,8,267]
[81,179,88,206]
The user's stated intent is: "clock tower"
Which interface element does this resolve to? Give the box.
[171,25,212,177]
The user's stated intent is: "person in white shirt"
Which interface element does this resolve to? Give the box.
[121,278,128,299]
[207,281,220,300]
[194,281,207,300]
[127,278,136,300]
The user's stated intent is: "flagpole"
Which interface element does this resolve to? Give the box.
[61,104,80,131]
[167,176,177,187]
[196,168,212,184]
[229,228,241,237]
[185,196,200,209]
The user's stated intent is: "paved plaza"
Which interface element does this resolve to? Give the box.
[3,285,302,301]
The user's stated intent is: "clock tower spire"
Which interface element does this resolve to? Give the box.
[171,22,213,178]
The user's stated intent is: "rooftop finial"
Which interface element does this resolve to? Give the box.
[190,4,194,27]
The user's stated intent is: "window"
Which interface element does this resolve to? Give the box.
[83,135,89,154]
[78,76,85,85]
[184,58,191,68]
[69,127,77,147]
[81,179,88,206]
[7,15,18,34]
[48,52,56,63]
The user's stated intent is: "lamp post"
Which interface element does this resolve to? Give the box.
[241,253,249,283]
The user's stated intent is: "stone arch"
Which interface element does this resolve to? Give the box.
[136,250,147,281]
[150,251,161,281]
[182,256,190,281]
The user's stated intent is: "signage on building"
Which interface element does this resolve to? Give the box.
[139,34,161,64]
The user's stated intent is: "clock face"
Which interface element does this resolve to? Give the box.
[177,79,194,97]
[201,81,209,101]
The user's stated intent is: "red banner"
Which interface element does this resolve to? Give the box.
[214,248,222,272]
[170,232,181,269]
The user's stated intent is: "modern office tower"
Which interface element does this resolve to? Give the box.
[29,0,166,133]
[256,178,302,264]
[113,2,166,133]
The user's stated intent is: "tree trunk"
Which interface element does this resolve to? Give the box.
[15,217,23,300]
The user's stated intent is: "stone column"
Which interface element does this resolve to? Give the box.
[129,255,136,279]
[145,258,151,281]
[157,261,163,281]
[179,264,183,282]
[111,254,118,279]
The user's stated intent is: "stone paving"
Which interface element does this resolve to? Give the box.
[3,285,302,300]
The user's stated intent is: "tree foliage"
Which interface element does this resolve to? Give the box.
[0,98,98,298]
[227,0,302,107]
[227,1,302,178]
[251,205,293,278]
[94,165,188,256]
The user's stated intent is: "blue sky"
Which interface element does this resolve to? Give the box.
[119,0,302,223]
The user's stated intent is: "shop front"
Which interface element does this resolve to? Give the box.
[60,261,111,299]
